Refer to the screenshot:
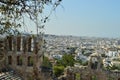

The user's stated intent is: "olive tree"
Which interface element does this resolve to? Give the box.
[0,0,62,35]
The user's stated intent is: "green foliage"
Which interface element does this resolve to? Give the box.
[42,56,52,68]
[0,0,62,34]
[110,65,120,70]
[82,61,88,66]
[75,73,81,80]
[57,54,75,67]
[53,65,65,77]
[91,75,97,80]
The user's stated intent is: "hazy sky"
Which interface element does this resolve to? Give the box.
[45,0,120,38]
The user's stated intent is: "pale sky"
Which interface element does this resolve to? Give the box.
[27,0,120,38]
[45,0,120,38]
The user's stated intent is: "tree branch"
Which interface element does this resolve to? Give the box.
[0,0,20,5]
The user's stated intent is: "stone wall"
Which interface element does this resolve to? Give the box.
[0,35,52,80]
[0,38,6,71]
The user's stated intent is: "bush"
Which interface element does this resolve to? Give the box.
[42,56,52,68]
[75,73,81,80]
[53,66,65,77]
[110,65,120,70]
[56,54,75,67]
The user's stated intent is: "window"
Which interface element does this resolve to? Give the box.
[35,42,38,54]
[28,37,32,52]
[8,56,12,65]
[23,37,27,52]
[17,37,21,51]
[8,36,12,51]
[17,56,22,66]
[28,56,33,66]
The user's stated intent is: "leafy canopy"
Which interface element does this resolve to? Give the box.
[0,0,62,35]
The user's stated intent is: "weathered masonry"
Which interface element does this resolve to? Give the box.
[0,35,51,80]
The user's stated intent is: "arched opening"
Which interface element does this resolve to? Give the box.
[31,38,34,51]
[17,36,21,51]
[7,36,12,51]
[28,37,32,52]
[17,56,22,66]
[35,42,38,54]
[23,37,27,52]
[8,56,12,65]
[28,56,33,66]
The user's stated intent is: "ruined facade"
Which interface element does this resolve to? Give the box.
[63,53,120,80]
[1,35,120,80]
[0,35,52,80]
[0,37,6,70]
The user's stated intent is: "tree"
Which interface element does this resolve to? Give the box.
[0,1,62,80]
[0,0,62,35]
[57,54,75,67]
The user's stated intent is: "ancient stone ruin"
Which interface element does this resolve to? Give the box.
[0,35,52,80]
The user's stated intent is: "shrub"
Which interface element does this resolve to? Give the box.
[53,66,65,77]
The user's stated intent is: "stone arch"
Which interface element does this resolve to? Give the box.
[28,56,33,66]
[17,36,21,51]
[7,36,12,51]
[23,37,27,52]
[17,56,22,66]
[8,56,12,65]
[28,37,32,52]
[35,43,38,54]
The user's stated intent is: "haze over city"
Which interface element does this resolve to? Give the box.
[1,0,120,80]
[44,0,120,38]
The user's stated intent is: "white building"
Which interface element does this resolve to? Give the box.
[106,51,119,58]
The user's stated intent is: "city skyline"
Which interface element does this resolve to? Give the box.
[45,0,120,38]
